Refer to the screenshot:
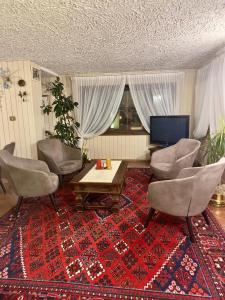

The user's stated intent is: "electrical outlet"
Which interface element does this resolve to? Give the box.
[9,116,16,121]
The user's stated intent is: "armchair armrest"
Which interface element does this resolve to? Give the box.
[175,154,195,171]
[177,166,204,179]
[151,145,176,163]
[148,177,194,217]
[175,146,199,169]
[62,144,82,161]
[11,156,50,173]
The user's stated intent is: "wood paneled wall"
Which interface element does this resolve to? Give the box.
[0,60,37,158]
[31,62,45,143]
[86,135,150,160]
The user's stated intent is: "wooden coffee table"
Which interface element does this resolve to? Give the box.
[70,160,127,211]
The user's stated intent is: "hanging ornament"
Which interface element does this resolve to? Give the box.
[0,68,12,89]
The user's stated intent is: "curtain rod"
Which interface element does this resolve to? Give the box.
[40,66,59,77]
[63,69,196,77]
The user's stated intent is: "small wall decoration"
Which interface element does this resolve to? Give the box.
[18,79,26,87]
[18,91,28,102]
[0,68,12,89]
[0,67,12,109]
[33,68,41,80]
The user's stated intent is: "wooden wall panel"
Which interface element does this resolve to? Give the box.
[0,60,37,158]
[86,135,150,160]
[31,62,45,144]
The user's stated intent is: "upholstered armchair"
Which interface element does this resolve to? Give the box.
[150,138,201,180]
[0,150,59,216]
[0,142,15,193]
[37,138,82,184]
[145,158,225,242]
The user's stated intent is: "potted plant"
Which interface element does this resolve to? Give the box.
[41,77,80,148]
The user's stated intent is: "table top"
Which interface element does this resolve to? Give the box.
[71,160,127,186]
[80,160,122,183]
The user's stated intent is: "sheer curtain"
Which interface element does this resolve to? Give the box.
[71,76,126,147]
[127,72,184,132]
[193,54,225,138]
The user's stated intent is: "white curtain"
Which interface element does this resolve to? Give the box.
[71,76,126,147]
[127,72,184,132]
[193,54,225,138]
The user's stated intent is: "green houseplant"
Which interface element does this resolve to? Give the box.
[41,77,80,148]
[206,120,225,164]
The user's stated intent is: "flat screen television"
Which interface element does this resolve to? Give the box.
[150,115,190,146]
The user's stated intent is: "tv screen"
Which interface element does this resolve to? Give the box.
[150,115,190,146]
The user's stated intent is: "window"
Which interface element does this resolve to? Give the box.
[103,85,147,135]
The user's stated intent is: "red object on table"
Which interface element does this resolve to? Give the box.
[96,159,102,169]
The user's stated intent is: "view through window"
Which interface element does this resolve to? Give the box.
[105,85,145,135]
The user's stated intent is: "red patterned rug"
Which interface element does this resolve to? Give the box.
[0,168,224,299]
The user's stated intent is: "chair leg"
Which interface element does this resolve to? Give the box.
[58,174,63,186]
[186,216,196,243]
[202,210,210,225]
[15,196,23,217]
[144,208,156,228]
[49,194,58,211]
[0,179,6,193]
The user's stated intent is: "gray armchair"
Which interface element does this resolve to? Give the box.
[0,150,59,216]
[150,138,201,180]
[37,138,82,184]
[145,158,225,242]
[0,142,15,193]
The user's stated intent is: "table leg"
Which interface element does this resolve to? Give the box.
[76,193,85,211]
[111,194,120,212]
[123,177,126,188]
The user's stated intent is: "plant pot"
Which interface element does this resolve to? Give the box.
[211,184,225,207]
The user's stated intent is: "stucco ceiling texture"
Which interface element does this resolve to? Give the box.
[0,0,225,74]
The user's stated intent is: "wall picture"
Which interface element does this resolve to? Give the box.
[32,68,41,80]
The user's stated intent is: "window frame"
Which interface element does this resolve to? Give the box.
[102,128,148,136]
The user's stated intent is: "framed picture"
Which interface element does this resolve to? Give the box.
[32,68,41,80]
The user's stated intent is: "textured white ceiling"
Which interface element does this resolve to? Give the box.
[0,0,225,74]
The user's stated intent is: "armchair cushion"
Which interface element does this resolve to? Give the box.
[58,160,82,174]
